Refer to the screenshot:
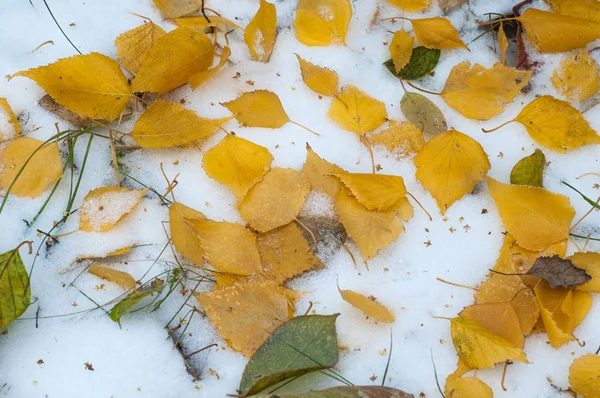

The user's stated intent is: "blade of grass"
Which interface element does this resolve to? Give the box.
[42,0,81,54]
[563,181,600,210]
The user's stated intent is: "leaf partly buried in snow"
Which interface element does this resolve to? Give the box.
[272,386,415,398]
[115,22,166,75]
[152,0,202,18]
[400,92,447,135]
[387,0,431,12]
[222,90,290,128]
[551,48,599,103]
[0,245,30,329]
[109,278,164,325]
[296,215,347,260]
[89,265,137,290]
[302,144,345,197]
[384,46,440,81]
[244,0,277,63]
[328,85,387,135]
[239,314,339,396]
[11,52,132,121]
[389,29,414,73]
[569,354,600,398]
[189,46,231,89]
[294,0,352,46]
[38,95,92,128]
[411,17,468,49]
[79,186,147,233]
[369,120,425,156]
[169,202,205,267]
[333,172,407,212]
[510,149,545,187]
[0,98,21,140]
[445,375,492,398]
[526,255,591,288]
[339,287,395,323]
[296,55,339,97]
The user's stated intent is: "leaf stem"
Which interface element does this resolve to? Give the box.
[407,192,432,221]
[405,81,441,96]
[481,119,515,133]
[289,120,320,136]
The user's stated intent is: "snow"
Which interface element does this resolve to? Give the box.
[0,108,17,141]
[1,0,599,397]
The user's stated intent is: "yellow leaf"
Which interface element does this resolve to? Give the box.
[570,354,600,398]
[11,53,132,121]
[222,90,290,128]
[79,187,147,233]
[395,197,414,221]
[202,134,273,201]
[294,0,352,46]
[115,22,166,75]
[169,202,205,267]
[335,188,403,259]
[175,16,242,31]
[89,265,136,290]
[0,137,62,198]
[152,0,201,18]
[131,27,213,94]
[368,120,425,156]
[411,18,468,50]
[0,98,21,140]
[390,30,414,72]
[518,8,600,52]
[386,0,431,12]
[189,46,231,89]
[195,280,296,356]
[338,287,395,323]
[296,55,339,97]
[451,357,473,377]
[450,316,528,369]
[460,302,524,348]
[328,85,387,135]
[239,168,311,232]
[302,144,345,197]
[570,252,600,292]
[486,177,575,251]
[414,130,490,215]
[333,173,407,212]
[257,222,324,283]
[548,0,600,22]
[444,375,493,398]
[498,23,508,65]
[551,49,599,103]
[131,100,232,148]
[244,0,277,62]
[441,62,531,120]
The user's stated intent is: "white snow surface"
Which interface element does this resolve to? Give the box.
[0,0,599,397]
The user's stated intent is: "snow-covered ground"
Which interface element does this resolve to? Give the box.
[1,0,599,397]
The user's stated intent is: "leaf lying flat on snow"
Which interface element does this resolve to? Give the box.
[273,386,415,398]
[548,0,600,22]
[89,265,136,290]
[328,85,387,135]
[152,0,202,18]
[239,314,339,396]
[389,29,414,73]
[339,287,395,323]
[569,354,600,398]
[110,278,164,326]
[115,22,166,75]
[333,172,408,212]
[411,17,468,50]
[222,90,290,128]
[387,0,431,12]
[169,202,205,267]
[79,186,147,233]
[569,252,600,292]
[296,55,339,97]
[0,245,30,329]
[244,0,277,63]
[368,120,425,156]
[384,46,440,81]
[189,46,231,89]
[302,144,345,197]
[510,149,545,187]
[526,255,591,288]
[459,302,524,348]
[445,375,492,398]
[294,0,352,46]
[551,48,599,103]
[400,92,447,135]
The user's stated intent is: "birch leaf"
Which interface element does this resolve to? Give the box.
[115,22,166,75]
[384,46,440,80]
[569,354,600,398]
[189,46,231,89]
[245,0,277,63]
[570,252,600,292]
[390,30,414,73]
[551,48,599,103]
[386,0,431,12]
[131,100,232,148]
[414,130,490,215]
[302,144,345,197]
[203,134,273,201]
[411,18,468,49]
[0,137,62,198]
[445,375,493,398]
[89,265,136,290]
[10,52,132,121]
[152,0,202,18]
[400,92,447,135]
[79,187,147,233]
[548,0,600,22]
[294,0,352,46]
[339,287,395,323]
[498,23,508,65]
[459,302,524,348]
[328,85,387,135]
[169,202,205,267]
[222,90,290,128]
[0,245,30,329]
[296,55,339,97]
[510,149,545,187]
[369,120,425,156]
[0,98,21,141]
[333,173,407,212]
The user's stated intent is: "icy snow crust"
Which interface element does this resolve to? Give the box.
[0,0,599,397]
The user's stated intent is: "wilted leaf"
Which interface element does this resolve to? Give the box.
[333,172,407,212]
[384,46,440,81]
[510,149,545,187]
[570,252,600,292]
[328,85,387,135]
[548,0,600,22]
[498,23,508,65]
[222,90,290,128]
[89,265,136,290]
[245,0,277,62]
[386,0,431,12]
[0,245,30,328]
[527,255,591,288]
[175,16,242,31]
[152,0,201,18]
[239,314,339,396]
[390,29,414,73]
[569,354,600,398]
[0,98,21,140]
[189,46,231,89]
[169,202,205,266]
[195,280,296,357]
[414,130,490,215]
[38,95,92,128]
[294,0,352,46]
[369,120,424,156]
[79,186,147,232]
[115,22,166,75]
[445,375,492,398]
[296,55,339,97]
[551,48,599,103]
[10,52,132,121]
[400,92,447,135]
[411,18,468,49]
[339,287,395,323]
[239,168,311,232]
[459,302,524,348]
[131,100,232,148]
[302,144,345,197]
[110,278,164,325]
[0,137,62,198]
[272,386,414,398]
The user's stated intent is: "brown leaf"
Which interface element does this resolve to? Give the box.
[527,255,591,288]
[38,95,92,128]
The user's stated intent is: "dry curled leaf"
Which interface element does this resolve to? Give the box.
[444,375,493,398]
[551,48,599,103]
[294,0,352,46]
[526,255,591,288]
[169,202,205,267]
[115,22,166,75]
[339,287,395,323]
[244,0,277,63]
[328,85,387,135]
[296,55,339,97]
[89,265,136,290]
[411,17,468,50]
[79,187,147,233]
[0,98,21,141]
[368,120,425,157]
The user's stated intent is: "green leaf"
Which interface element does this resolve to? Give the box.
[239,314,340,396]
[269,386,414,398]
[0,245,31,328]
[400,92,447,135]
[384,47,441,80]
[109,278,165,326]
[510,149,545,187]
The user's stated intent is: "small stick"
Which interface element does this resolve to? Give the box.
[405,81,441,96]
[343,243,358,269]
[294,217,318,253]
[31,40,54,53]
[184,343,217,360]
[303,301,314,316]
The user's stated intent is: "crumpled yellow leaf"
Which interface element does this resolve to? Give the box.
[390,29,414,72]
[202,134,273,201]
[369,120,424,157]
[487,177,575,251]
[0,98,21,140]
[335,188,403,259]
[11,53,132,121]
[239,168,311,232]
[222,90,290,128]
[79,187,147,232]
[169,202,205,267]
[338,287,395,323]
[450,316,528,369]
[257,222,324,283]
[411,18,468,50]
[460,302,524,348]
[175,16,242,31]
[444,375,493,398]
[186,218,261,276]
[189,46,231,89]
[498,23,508,65]
[386,0,431,12]
[294,0,352,46]
[0,137,62,198]
[551,48,599,103]
[131,27,213,94]
[131,100,232,148]
[244,0,277,63]
[570,354,600,397]
[518,8,600,52]
[115,22,166,75]
[414,130,490,215]
[570,252,600,292]
[89,265,136,290]
[302,144,344,197]
[152,0,201,18]
[195,280,296,356]
[333,173,407,212]
[328,85,387,135]
[296,55,339,97]
[548,0,600,22]
[441,62,531,120]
